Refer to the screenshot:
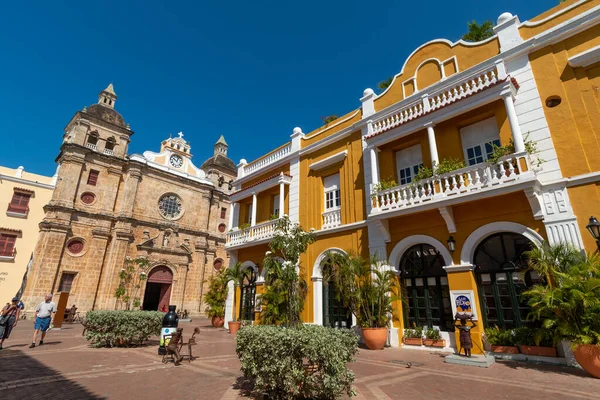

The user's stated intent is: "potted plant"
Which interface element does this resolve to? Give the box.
[404,327,423,346]
[204,269,229,328]
[225,262,251,335]
[484,327,519,354]
[513,326,557,357]
[523,245,600,377]
[322,253,399,350]
[424,327,445,347]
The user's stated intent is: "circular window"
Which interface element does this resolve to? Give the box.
[66,238,86,256]
[81,192,96,205]
[213,259,223,270]
[218,223,226,233]
[545,95,562,108]
[158,194,183,220]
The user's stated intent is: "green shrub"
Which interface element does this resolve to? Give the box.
[513,326,554,347]
[84,310,163,347]
[425,327,440,340]
[372,176,398,193]
[404,327,423,338]
[484,327,516,346]
[204,269,229,318]
[237,325,358,399]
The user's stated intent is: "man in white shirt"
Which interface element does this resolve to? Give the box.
[30,294,57,348]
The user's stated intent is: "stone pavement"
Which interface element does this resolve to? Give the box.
[0,319,599,399]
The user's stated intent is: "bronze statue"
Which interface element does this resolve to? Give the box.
[455,313,477,357]
[187,327,200,361]
[167,328,184,365]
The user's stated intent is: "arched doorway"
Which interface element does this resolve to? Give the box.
[239,268,257,321]
[400,244,453,331]
[474,232,541,329]
[143,266,173,311]
[323,279,352,328]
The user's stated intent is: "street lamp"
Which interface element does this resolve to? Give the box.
[586,216,600,251]
[447,236,456,253]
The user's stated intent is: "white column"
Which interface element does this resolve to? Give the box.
[251,193,257,226]
[503,94,525,153]
[312,277,323,325]
[426,123,439,169]
[278,182,285,218]
[370,146,380,187]
[228,202,236,229]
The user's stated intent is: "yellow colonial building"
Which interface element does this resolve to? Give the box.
[0,165,57,300]
[225,0,600,353]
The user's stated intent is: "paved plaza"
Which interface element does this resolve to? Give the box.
[0,320,599,399]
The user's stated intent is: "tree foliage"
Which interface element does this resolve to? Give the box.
[377,76,393,91]
[321,253,399,328]
[226,261,251,322]
[260,216,316,326]
[462,20,494,42]
[204,269,229,318]
[115,257,149,310]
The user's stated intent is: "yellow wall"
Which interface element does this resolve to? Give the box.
[520,0,599,40]
[0,166,55,298]
[301,110,362,148]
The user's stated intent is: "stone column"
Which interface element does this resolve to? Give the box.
[503,94,525,153]
[278,182,285,218]
[79,228,110,311]
[94,225,133,310]
[117,166,142,217]
[251,193,257,226]
[369,146,380,187]
[425,123,439,169]
[50,153,85,209]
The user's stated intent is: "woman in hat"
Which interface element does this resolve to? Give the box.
[0,297,20,350]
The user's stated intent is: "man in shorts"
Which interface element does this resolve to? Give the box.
[30,294,57,348]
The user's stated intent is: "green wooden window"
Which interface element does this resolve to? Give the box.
[239,269,257,321]
[323,280,352,329]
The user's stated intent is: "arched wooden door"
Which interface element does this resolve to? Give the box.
[143,266,173,311]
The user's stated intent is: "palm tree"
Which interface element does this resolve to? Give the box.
[462,20,494,42]
[377,77,393,91]
[525,242,583,288]
[226,262,250,322]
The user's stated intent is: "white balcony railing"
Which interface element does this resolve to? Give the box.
[322,209,341,230]
[371,62,503,137]
[226,219,280,247]
[371,152,535,214]
[244,144,291,176]
[103,148,114,156]
[86,143,97,150]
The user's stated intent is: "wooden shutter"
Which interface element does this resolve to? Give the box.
[0,234,16,256]
[87,170,99,186]
[11,192,31,207]
[58,273,76,292]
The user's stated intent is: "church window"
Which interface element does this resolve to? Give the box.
[87,170,99,186]
[213,258,223,270]
[66,239,85,255]
[220,207,227,219]
[105,137,116,151]
[158,194,183,220]
[80,192,96,205]
[218,223,226,233]
[58,273,76,292]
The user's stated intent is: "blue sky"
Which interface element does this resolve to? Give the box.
[0,0,556,176]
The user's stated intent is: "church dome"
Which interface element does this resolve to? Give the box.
[85,104,126,128]
[201,153,236,173]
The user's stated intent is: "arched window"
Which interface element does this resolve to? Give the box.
[321,255,352,329]
[239,268,257,321]
[87,133,99,147]
[474,232,540,329]
[105,137,116,151]
[399,244,453,331]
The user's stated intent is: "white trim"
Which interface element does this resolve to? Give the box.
[6,211,28,219]
[0,174,56,189]
[460,221,544,265]
[129,154,214,186]
[313,220,367,236]
[520,0,588,27]
[568,44,600,68]
[299,124,356,156]
[388,234,453,269]
[230,174,292,203]
[0,255,15,262]
[443,264,475,273]
[309,151,348,171]
[312,248,347,326]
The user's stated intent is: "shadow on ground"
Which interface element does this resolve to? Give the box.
[0,348,103,399]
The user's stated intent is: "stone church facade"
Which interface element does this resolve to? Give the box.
[22,85,236,315]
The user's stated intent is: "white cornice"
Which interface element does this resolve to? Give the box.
[309,151,348,171]
[314,220,367,236]
[302,110,360,140]
[129,154,214,186]
[230,174,292,203]
[568,44,600,67]
[0,174,55,190]
[520,0,589,27]
[443,264,475,272]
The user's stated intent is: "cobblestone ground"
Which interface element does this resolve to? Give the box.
[0,319,599,399]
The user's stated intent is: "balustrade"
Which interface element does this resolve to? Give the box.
[371,152,534,214]
[244,144,291,175]
[226,219,280,247]
[322,209,341,230]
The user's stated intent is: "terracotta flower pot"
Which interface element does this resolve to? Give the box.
[519,345,557,357]
[491,345,519,354]
[228,321,241,335]
[404,338,423,346]
[424,339,446,348]
[211,316,224,328]
[362,327,388,350]
[573,344,600,378]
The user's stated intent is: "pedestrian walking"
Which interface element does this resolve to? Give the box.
[0,297,20,350]
[30,294,57,348]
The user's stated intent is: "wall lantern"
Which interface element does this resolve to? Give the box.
[447,236,456,253]
[586,216,600,250]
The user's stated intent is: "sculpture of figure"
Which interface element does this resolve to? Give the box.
[167,328,184,366]
[455,313,477,357]
[162,233,169,247]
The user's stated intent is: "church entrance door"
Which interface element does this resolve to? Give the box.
[143,266,173,311]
